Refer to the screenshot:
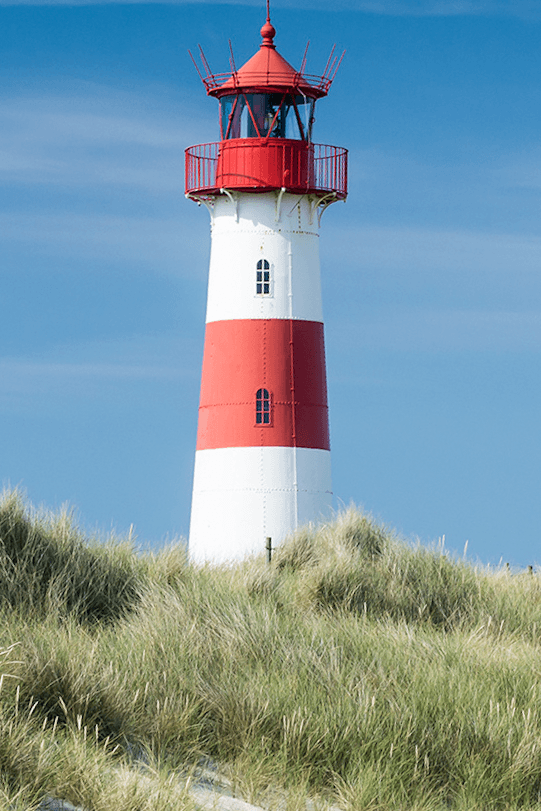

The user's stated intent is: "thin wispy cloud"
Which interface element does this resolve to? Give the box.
[325,223,541,275]
[0,86,210,192]
[335,306,541,352]
[347,0,541,17]
[347,146,541,233]
[0,357,176,411]
[0,82,210,277]
[0,333,200,410]
[0,359,178,382]
[497,149,541,191]
[1,211,203,275]
[0,0,538,16]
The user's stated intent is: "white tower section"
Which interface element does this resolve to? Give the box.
[206,193,323,323]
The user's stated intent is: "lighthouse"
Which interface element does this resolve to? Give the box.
[186,9,347,563]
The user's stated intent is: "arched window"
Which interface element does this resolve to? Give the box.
[256,388,270,424]
[256,259,270,295]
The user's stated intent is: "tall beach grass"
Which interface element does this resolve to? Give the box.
[2,489,541,809]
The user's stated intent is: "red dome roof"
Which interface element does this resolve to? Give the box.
[206,18,329,100]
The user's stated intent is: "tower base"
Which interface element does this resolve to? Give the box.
[189,446,332,563]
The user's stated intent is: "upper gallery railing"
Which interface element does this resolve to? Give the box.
[185,141,348,199]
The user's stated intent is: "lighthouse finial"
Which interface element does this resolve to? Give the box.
[260,0,276,48]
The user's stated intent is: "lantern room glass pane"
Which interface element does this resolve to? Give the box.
[220,96,235,139]
[220,94,316,141]
[298,97,316,142]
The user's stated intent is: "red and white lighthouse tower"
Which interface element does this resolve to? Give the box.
[186,10,347,563]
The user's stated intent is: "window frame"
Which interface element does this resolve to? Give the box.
[256,259,272,297]
[255,388,272,426]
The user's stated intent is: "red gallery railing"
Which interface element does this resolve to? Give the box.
[185,141,348,199]
[185,142,219,195]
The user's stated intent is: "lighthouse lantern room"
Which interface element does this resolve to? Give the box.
[186,8,347,563]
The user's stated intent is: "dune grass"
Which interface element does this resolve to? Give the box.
[2,489,541,809]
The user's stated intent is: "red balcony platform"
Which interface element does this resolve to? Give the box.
[185,140,347,199]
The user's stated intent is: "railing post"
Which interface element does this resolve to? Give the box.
[266,537,272,563]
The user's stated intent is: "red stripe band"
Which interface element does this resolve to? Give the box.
[196,319,330,450]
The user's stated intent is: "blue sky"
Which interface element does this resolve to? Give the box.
[1,0,540,566]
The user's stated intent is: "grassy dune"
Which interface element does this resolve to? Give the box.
[2,489,541,810]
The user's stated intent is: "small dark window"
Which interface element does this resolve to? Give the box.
[256,388,270,425]
[256,259,270,295]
